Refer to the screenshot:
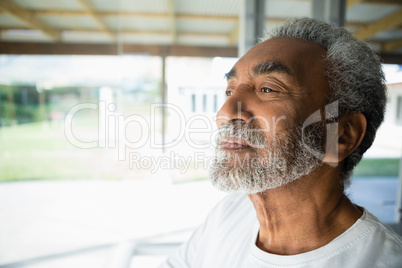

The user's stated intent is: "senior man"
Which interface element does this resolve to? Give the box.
[161,18,402,267]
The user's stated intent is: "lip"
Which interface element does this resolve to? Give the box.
[219,135,251,150]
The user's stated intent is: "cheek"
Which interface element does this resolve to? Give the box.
[251,103,299,135]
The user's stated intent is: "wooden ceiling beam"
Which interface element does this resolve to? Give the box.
[31,10,364,28]
[75,0,115,39]
[30,9,238,21]
[176,14,237,21]
[0,41,237,57]
[264,17,365,28]
[229,22,240,46]
[33,10,169,19]
[364,0,402,5]
[168,0,177,43]
[382,39,402,52]
[0,0,61,41]
[2,40,402,63]
[354,9,402,40]
[347,0,364,8]
[347,0,402,8]
[0,6,400,45]
[380,52,402,64]
[165,45,237,57]
[2,8,373,28]
[0,27,228,39]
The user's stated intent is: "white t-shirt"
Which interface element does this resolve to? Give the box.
[160,193,402,268]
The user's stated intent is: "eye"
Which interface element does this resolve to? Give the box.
[225,90,233,96]
[261,87,274,93]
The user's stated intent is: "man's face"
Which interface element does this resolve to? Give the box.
[209,37,330,193]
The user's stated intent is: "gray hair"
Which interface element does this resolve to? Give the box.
[262,18,387,182]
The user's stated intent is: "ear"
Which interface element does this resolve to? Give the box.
[322,113,367,163]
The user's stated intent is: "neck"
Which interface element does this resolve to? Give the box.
[249,166,362,255]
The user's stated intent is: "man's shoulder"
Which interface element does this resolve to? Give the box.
[218,193,251,207]
[213,193,253,214]
[340,208,402,267]
[362,209,402,249]
[205,193,256,227]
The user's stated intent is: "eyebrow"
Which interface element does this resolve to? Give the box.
[253,61,292,76]
[224,68,236,80]
[224,60,292,81]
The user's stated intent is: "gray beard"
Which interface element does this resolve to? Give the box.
[209,122,323,194]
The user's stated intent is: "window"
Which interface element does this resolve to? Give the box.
[202,94,207,112]
[214,94,218,113]
[191,94,196,112]
[396,96,402,125]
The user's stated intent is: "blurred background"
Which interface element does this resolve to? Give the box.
[0,0,401,267]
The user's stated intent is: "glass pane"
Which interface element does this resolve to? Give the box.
[0,55,163,182]
[349,64,402,224]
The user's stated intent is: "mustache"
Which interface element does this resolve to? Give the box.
[216,122,267,148]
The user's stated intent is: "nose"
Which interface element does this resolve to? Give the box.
[216,89,253,127]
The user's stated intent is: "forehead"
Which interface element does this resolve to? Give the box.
[232,37,327,80]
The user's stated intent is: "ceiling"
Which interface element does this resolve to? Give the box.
[0,0,401,61]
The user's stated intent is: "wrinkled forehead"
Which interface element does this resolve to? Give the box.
[233,37,328,79]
